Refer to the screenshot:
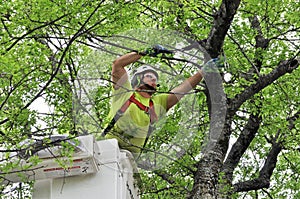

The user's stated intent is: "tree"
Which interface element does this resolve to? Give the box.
[0,0,299,198]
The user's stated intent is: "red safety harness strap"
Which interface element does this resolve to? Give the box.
[102,94,158,139]
[128,94,158,124]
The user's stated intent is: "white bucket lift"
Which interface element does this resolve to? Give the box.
[2,135,140,199]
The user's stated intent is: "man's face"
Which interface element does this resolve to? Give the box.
[142,72,158,88]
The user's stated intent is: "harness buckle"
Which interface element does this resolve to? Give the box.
[144,107,150,114]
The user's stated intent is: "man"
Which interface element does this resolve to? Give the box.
[103,45,221,157]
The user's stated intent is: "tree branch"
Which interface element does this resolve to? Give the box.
[232,109,299,192]
[228,59,299,116]
[233,136,282,192]
[4,14,68,53]
[205,0,241,58]
[222,113,261,181]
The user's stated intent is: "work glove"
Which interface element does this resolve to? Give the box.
[201,56,225,73]
[139,44,173,57]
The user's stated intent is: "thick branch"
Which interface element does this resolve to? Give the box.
[222,114,261,181]
[228,59,299,116]
[232,110,299,193]
[205,0,241,57]
[233,138,282,192]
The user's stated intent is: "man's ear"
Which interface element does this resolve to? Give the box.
[139,74,144,80]
[137,74,144,85]
[131,76,137,88]
[131,74,142,88]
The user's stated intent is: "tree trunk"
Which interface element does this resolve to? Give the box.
[188,71,229,199]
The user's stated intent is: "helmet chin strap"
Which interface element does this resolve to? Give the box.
[137,81,157,95]
[141,82,156,90]
[144,83,157,91]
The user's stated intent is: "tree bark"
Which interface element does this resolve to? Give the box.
[188,0,241,198]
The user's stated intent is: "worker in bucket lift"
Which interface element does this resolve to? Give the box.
[102,44,223,158]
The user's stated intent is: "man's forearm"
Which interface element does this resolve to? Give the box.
[172,70,203,94]
[167,70,203,110]
[113,52,142,69]
[111,52,143,89]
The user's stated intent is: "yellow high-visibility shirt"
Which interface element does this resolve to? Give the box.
[105,80,168,154]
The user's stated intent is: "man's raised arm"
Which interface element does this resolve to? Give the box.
[166,70,204,110]
[166,57,224,110]
[111,52,142,89]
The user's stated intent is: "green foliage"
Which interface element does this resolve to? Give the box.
[0,0,299,198]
